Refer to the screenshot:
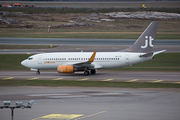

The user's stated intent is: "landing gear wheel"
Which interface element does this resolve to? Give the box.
[36,70,40,75]
[91,69,96,74]
[84,71,89,75]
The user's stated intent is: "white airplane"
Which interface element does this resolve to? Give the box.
[21,21,166,75]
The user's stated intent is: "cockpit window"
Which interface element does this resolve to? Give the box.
[28,57,33,60]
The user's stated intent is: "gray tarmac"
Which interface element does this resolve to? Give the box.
[0,87,180,120]
[0,71,180,83]
[0,38,180,54]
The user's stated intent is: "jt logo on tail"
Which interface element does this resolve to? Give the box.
[120,21,158,53]
[141,36,154,48]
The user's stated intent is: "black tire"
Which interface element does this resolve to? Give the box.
[91,69,96,74]
[36,71,40,75]
[84,71,89,75]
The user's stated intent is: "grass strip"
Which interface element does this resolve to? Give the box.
[0,33,179,39]
[0,80,180,88]
[0,54,30,70]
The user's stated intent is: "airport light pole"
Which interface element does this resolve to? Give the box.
[0,100,36,120]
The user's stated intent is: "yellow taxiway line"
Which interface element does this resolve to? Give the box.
[28,77,39,80]
[52,78,63,80]
[101,79,113,81]
[3,77,14,80]
[126,79,139,82]
[78,78,89,81]
[152,80,164,83]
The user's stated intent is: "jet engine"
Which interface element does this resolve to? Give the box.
[57,65,74,73]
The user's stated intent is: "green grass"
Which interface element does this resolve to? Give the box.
[0,53,180,71]
[0,80,179,88]
[0,54,30,70]
[0,32,179,39]
[156,34,180,39]
[0,33,179,39]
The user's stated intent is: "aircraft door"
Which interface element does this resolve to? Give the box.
[125,55,129,65]
[38,55,42,64]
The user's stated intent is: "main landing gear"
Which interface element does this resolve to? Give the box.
[84,71,89,75]
[84,69,96,75]
[91,69,96,74]
[36,70,40,75]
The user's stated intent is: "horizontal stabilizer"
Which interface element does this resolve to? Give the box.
[140,49,166,57]
[139,53,153,57]
[153,50,166,56]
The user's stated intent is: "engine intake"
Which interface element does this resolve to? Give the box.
[57,65,74,73]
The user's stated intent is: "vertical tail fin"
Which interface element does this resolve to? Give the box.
[121,21,159,53]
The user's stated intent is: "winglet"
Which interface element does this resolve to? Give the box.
[88,51,96,62]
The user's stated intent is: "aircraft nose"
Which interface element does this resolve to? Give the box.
[21,60,27,66]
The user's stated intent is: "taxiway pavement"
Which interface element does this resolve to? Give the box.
[0,87,180,120]
[0,38,180,54]
[0,71,180,84]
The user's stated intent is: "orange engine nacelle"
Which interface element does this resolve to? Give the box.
[57,65,74,73]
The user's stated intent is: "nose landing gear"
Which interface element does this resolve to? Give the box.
[36,70,40,75]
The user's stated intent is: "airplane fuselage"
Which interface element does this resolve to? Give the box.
[21,52,152,71]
